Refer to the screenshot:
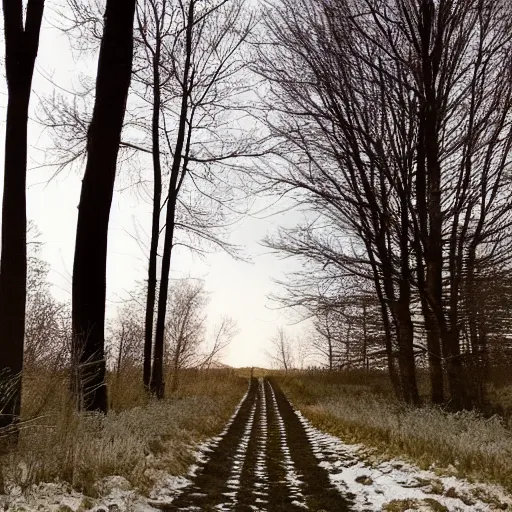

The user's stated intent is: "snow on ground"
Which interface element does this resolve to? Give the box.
[0,462,195,511]
[268,382,307,509]
[224,397,257,507]
[253,378,269,509]
[295,409,512,511]
[4,378,512,512]
[0,384,252,512]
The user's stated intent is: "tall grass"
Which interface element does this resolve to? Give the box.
[1,368,246,496]
[279,371,512,492]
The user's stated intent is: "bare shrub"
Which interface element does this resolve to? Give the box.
[1,369,246,494]
[281,373,512,491]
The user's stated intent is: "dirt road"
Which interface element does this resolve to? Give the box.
[166,378,352,511]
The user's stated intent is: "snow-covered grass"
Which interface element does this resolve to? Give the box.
[0,368,247,499]
[295,407,512,511]
[279,373,512,494]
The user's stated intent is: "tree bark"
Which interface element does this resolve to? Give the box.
[151,0,194,398]
[362,299,368,371]
[71,0,136,412]
[416,93,445,405]
[143,35,163,392]
[367,247,401,399]
[0,0,44,434]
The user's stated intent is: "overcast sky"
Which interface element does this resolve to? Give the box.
[0,5,309,368]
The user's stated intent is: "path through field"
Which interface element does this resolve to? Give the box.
[166,377,353,511]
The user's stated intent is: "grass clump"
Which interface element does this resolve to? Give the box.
[1,368,247,495]
[422,498,449,512]
[382,498,448,511]
[279,372,512,492]
[382,498,419,511]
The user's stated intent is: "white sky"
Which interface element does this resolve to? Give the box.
[0,7,309,368]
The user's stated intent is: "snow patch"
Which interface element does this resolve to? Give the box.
[294,409,512,511]
[268,382,307,509]
[0,382,253,512]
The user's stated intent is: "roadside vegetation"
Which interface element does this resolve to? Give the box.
[0,368,246,496]
[278,370,512,493]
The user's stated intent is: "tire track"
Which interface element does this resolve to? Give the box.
[166,377,353,511]
[264,379,306,511]
[236,378,267,511]
[268,377,353,511]
[167,378,258,510]
[224,394,257,509]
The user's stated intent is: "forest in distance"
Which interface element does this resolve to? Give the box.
[2,0,512,477]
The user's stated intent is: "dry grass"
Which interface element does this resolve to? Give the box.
[278,371,512,492]
[1,368,247,496]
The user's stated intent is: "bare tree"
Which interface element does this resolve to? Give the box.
[257,3,417,400]
[268,328,294,373]
[200,316,238,369]
[258,0,512,409]
[360,0,512,408]
[151,0,255,397]
[40,0,259,398]
[0,0,45,435]
[293,333,311,370]
[71,0,137,412]
[165,280,207,393]
[133,0,169,392]
[24,226,70,372]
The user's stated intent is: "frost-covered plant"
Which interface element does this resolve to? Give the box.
[282,375,512,491]
[1,369,246,495]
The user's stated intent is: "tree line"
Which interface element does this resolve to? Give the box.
[1,0,512,447]
[258,0,512,411]
[0,0,253,441]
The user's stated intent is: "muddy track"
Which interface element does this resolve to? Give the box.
[269,378,352,511]
[166,378,353,511]
[167,379,259,511]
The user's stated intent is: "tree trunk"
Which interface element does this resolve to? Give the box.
[442,326,469,410]
[71,0,136,412]
[143,41,163,392]
[412,0,449,407]
[395,299,420,405]
[0,0,44,435]
[362,300,368,371]
[151,0,194,399]
[397,186,420,405]
[416,247,444,404]
[367,249,401,399]
[464,251,488,409]
[116,325,125,381]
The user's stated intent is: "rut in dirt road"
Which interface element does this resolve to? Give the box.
[167,377,353,511]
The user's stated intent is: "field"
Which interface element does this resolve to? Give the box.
[0,368,247,497]
[276,369,512,493]
[2,368,512,511]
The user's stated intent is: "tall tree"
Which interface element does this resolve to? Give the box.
[0,0,45,433]
[41,0,256,397]
[150,0,254,397]
[134,0,167,392]
[71,0,136,412]
[259,0,512,408]
[257,0,420,402]
[150,0,194,398]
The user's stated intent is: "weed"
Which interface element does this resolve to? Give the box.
[0,369,247,494]
[354,475,373,485]
[422,498,449,511]
[279,372,512,493]
[383,498,418,511]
